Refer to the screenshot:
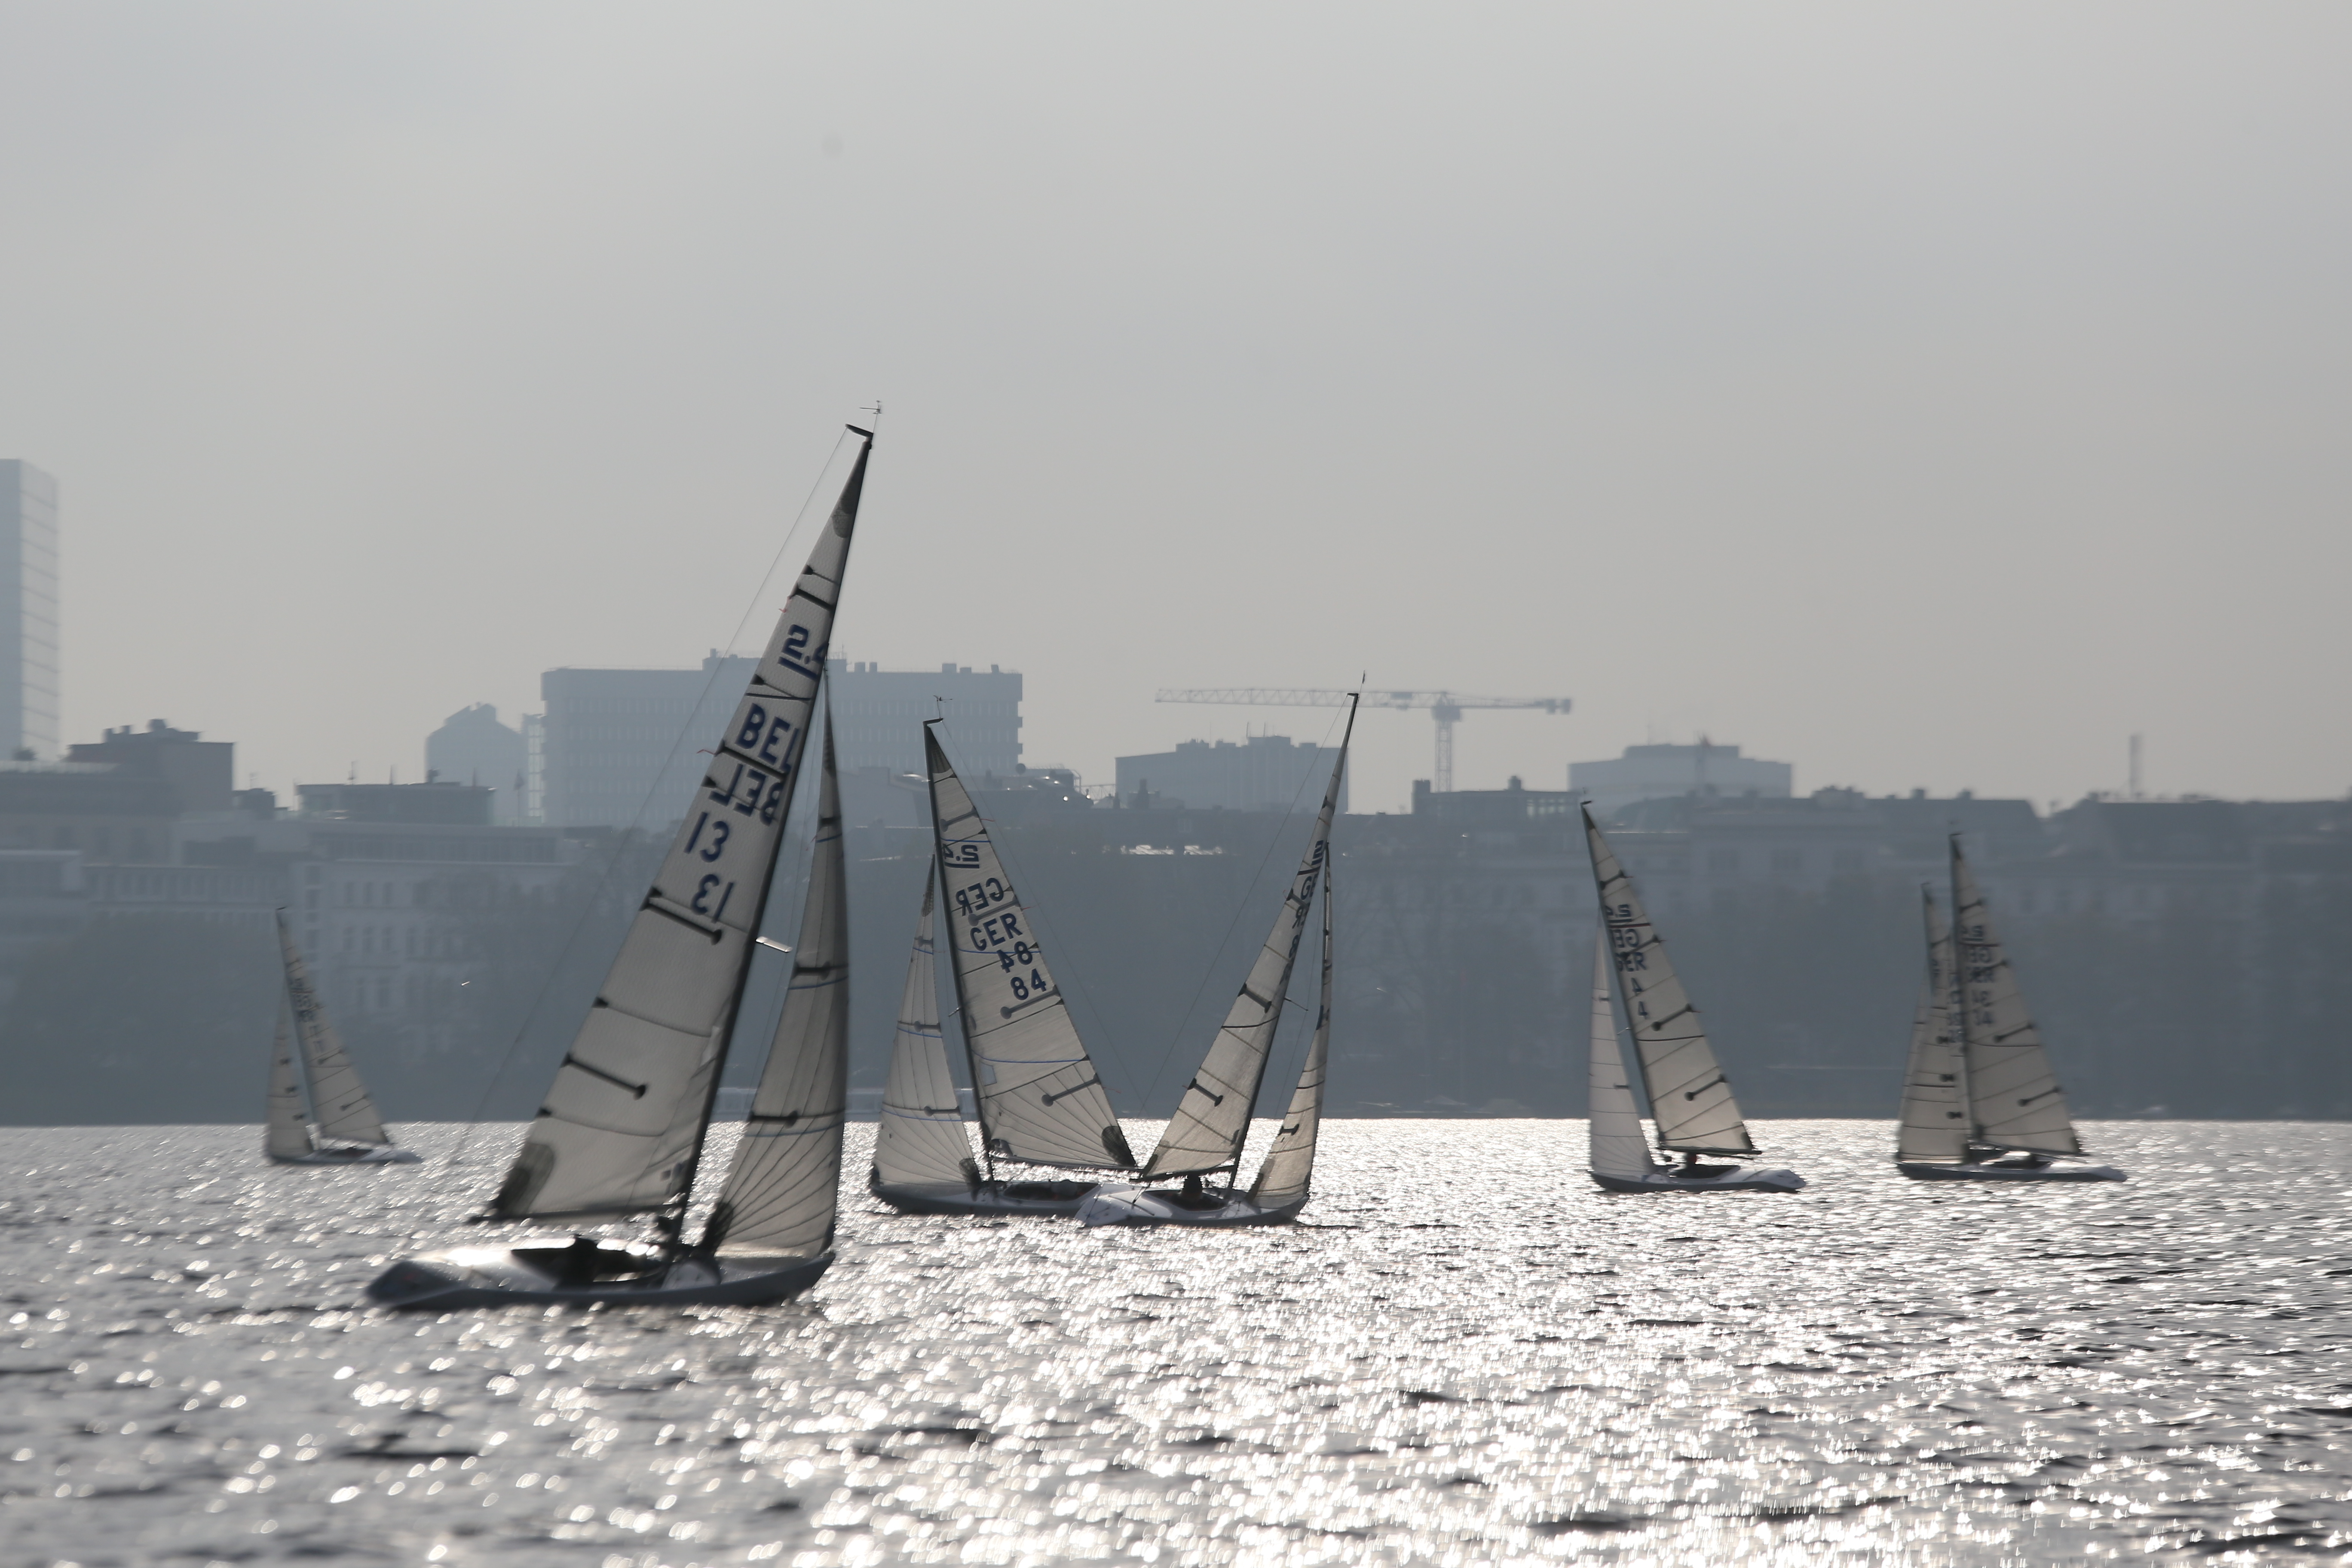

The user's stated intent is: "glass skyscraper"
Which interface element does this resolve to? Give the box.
[0,462,58,761]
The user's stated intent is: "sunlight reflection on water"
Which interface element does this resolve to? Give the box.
[0,1119,2345,1565]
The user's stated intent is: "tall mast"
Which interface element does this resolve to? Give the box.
[1949,835,1979,1152]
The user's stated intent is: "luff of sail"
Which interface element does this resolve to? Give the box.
[277,913,389,1147]
[1143,706,1352,1182]
[1951,838,2082,1155]
[873,876,979,1189]
[1586,933,1659,1181]
[1582,808,1758,1157]
[265,1001,312,1160]
[1896,887,1969,1163]
[703,711,849,1259]
[1248,855,1333,1209]
[926,725,1133,1172]
[493,432,872,1221]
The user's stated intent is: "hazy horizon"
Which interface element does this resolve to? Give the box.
[4,3,2347,816]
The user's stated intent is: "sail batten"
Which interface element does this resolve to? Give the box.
[1583,809,1758,1157]
[1586,934,1661,1180]
[926,726,1131,1172]
[1951,839,2083,1155]
[1248,858,1334,1209]
[490,434,871,1222]
[277,913,390,1146]
[264,1002,312,1160]
[1144,705,1354,1182]
[872,878,982,1188]
[1896,888,1969,1162]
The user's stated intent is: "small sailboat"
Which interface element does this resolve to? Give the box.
[1080,701,1352,1228]
[1581,807,1804,1193]
[1897,838,2124,1182]
[865,725,1136,1217]
[266,913,420,1165]
[368,426,872,1308]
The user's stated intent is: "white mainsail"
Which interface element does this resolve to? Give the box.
[1896,886,1969,1163]
[704,717,849,1259]
[277,913,389,1147]
[493,432,872,1221]
[872,876,980,1189]
[1586,932,1660,1181]
[1248,857,1333,1210]
[926,725,1133,1172]
[1582,809,1758,1156]
[1142,708,1352,1182]
[264,1001,312,1161]
[1951,838,2082,1155]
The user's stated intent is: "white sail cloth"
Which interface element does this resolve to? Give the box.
[873,878,980,1189]
[264,1003,312,1160]
[1582,809,1757,1157]
[926,726,1133,1172]
[1248,858,1334,1210]
[705,718,849,1259]
[1952,840,2082,1155]
[277,913,389,1147]
[1586,934,1661,1181]
[494,434,871,1221]
[1143,716,1351,1182]
[1896,887,1969,1162]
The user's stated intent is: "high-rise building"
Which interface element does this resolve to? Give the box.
[0,462,59,761]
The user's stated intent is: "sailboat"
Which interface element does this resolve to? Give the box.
[1897,838,2124,1182]
[265,913,420,1165]
[367,426,872,1308]
[865,725,1136,1217]
[1079,701,1352,1228]
[1581,807,1804,1193]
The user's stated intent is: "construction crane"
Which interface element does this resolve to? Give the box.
[1154,688,1571,793]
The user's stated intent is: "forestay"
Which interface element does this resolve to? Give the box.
[1952,839,2082,1155]
[1583,809,1758,1157]
[1586,934,1660,1181]
[493,432,871,1221]
[1896,887,1969,1162]
[264,1003,311,1160]
[704,718,849,1259]
[277,913,389,1147]
[1249,857,1334,1210]
[872,877,979,1189]
[1143,714,1351,1182]
[927,726,1133,1172]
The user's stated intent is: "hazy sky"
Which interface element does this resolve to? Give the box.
[3,3,2347,815]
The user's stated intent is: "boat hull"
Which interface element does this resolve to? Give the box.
[1898,1160,2125,1182]
[1076,1185,1306,1228]
[364,1244,832,1309]
[1589,1165,1806,1194]
[271,1145,421,1166]
[868,1176,1099,1218]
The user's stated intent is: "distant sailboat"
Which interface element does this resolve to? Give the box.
[1080,699,1353,1227]
[368,426,873,1307]
[265,913,420,1165]
[1897,838,2124,1182]
[1582,807,1804,1193]
[865,723,1136,1217]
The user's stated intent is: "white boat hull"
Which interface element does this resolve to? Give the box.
[868,1175,1100,1218]
[1077,1184,1306,1228]
[1899,1159,2125,1182]
[364,1243,831,1309]
[1589,1165,1806,1194]
[271,1145,421,1166]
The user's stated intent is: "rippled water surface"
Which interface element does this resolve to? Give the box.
[1,1120,2347,1566]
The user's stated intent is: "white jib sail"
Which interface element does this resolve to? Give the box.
[264,1000,312,1160]
[1896,886,1969,1163]
[493,432,872,1221]
[926,726,1134,1172]
[705,717,849,1260]
[1586,932,1661,1181]
[1583,809,1758,1156]
[1951,839,2082,1155]
[1249,857,1333,1210]
[276,913,389,1147]
[1143,713,1351,1182]
[872,875,980,1189]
